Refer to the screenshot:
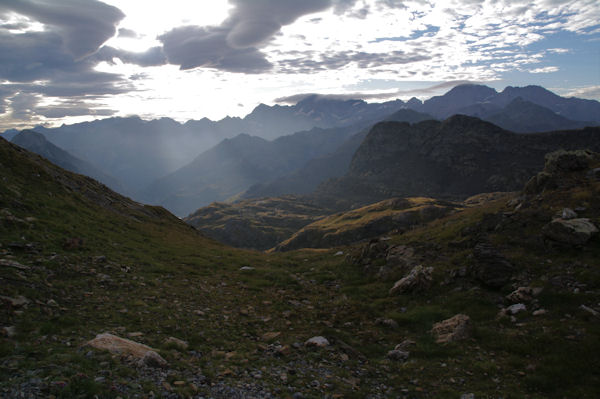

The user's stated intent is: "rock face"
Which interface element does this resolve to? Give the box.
[542,218,598,246]
[431,314,472,344]
[472,243,515,288]
[314,117,600,208]
[524,149,600,194]
[87,333,167,368]
[389,265,433,295]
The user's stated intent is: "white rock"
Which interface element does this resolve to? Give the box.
[507,303,527,315]
[239,266,255,271]
[334,251,344,256]
[304,336,329,348]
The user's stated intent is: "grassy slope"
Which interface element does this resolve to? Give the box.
[1,138,599,398]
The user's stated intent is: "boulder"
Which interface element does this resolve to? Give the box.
[304,336,329,348]
[472,243,515,288]
[431,314,472,344]
[86,333,167,368]
[543,218,598,246]
[389,265,433,295]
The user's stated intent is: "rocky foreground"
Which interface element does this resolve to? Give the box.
[1,136,599,398]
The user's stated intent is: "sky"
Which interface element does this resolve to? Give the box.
[0,0,599,130]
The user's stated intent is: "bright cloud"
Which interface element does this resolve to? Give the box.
[0,0,598,129]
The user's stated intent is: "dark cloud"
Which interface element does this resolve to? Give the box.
[159,0,336,73]
[0,0,127,125]
[159,25,272,73]
[275,80,477,104]
[225,0,331,48]
[0,0,124,58]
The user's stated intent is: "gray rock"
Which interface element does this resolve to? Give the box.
[506,303,527,315]
[2,326,16,337]
[543,218,598,246]
[431,314,472,344]
[386,349,409,361]
[142,350,168,368]
[375,318,399,329]
[239,266,255,271]
[561,208,577,219]
[389,265,433,295]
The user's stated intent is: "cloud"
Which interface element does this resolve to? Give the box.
[159,0,334,73]
[159,25,272,73]
[0,1,127,126]
[95,46,167,67]
[529,66,559,73]
[275,80,476,103]
[0,0,124,58]
[564,85,600,100]
[118,28,138,38]
[277,49,432,73]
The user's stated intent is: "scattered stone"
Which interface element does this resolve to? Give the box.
[2,326,16,337]
[395,339,416,351]
[94,255,107,263]
[0,295,30,307]
[0,259,29,270]
[543,218,598,246]
[472,243,515,288]
[533,309,547,316]
[173,381,186,386]
[305,336,329,348]
[239,266,254,271]
[580,304,599,318]
[506,303,527,315]
[389,265,433,295]
[165,336,189,350]
[86,333,167,367]
[431,314,472,344]
[141,350,168,368]
[262,332,281,341]
[460,394,475,399]
[386,349,409,361]
[561,208,577,219]
[375,318,399,329]
[47,299,58,307]
[506,287,542,303]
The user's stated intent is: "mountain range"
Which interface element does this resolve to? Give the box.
[2,84,600,217]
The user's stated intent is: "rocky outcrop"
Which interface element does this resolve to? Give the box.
[87,333,167,368]
[524,149,600,194]
[275,197,458,251]
[314,117,600,208]
[431,314,472,344]
[389,265,433,295]
[543,218,598,246]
